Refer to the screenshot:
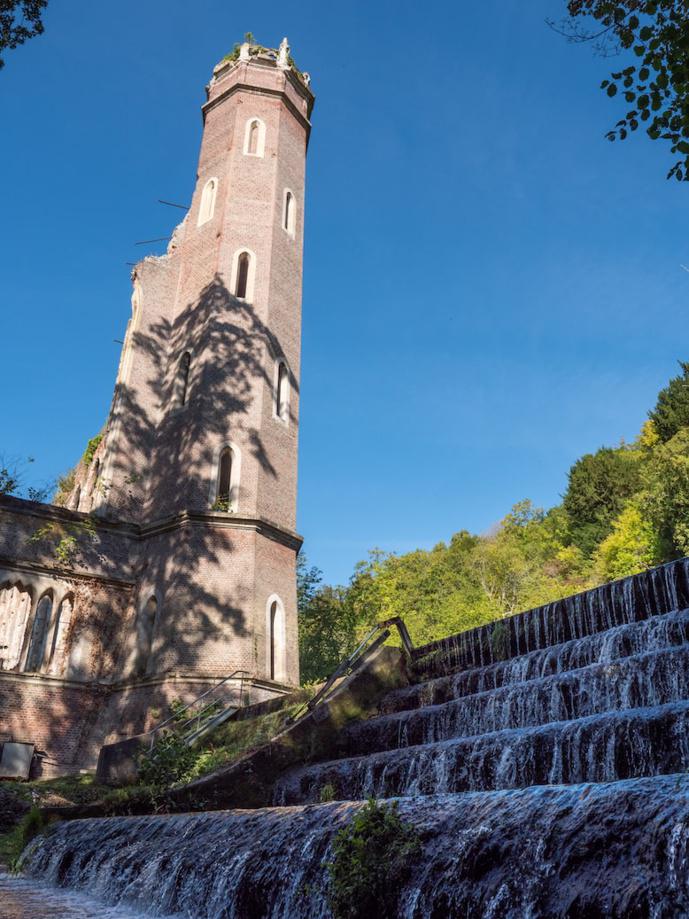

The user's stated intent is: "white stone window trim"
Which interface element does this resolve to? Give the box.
[282,188,296,237]
[229,247,257,303]
[209,441,242,513]
[265,593,287,683]
[197,177,219,226]
[272,358,291,426]
[243,117,266,158]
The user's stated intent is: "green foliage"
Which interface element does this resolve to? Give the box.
[298,555,357,683]
[137,733,197,788]
[0,463,20,495]
[82,433,103,467]
[0,806,47,871]
[649,361,689,441]
[593,502,658,580]
[561,1,689,180]
[29,514,97,567]
[0,1,47,70]
[319,783,336,803]
[52,468,76,506]
[210,496,231,512]
[326,799,421,919]
[642,428,689,557]
[563,447,642,555]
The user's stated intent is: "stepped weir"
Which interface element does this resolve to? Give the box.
[21,558,689,916]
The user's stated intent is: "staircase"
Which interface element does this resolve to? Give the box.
[147,669,251,751]
[273,558,689,804]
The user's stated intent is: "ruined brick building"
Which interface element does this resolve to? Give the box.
[0,39,314,776]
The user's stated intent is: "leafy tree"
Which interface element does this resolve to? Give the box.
[555,1,689,180]
[0,1,47,70]
[297,555,357,683]
[562,447,642,555]
[649,360,689,442]
[593,502,658,580]
[641,428,689,556]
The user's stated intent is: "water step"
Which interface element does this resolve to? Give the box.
[23,774,689,917]
[340,643,689,756]
[274,698,689,804]
[392,607,689,712]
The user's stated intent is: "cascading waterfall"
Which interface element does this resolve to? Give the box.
[20,557,689,917]
[21,777,689,917]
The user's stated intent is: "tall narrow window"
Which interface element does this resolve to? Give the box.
[217,447,232,511]
[276,361,289,422]
[48,595,73,674]
[248,121,259,154]
[133,596,157,678]
[25,593,52,673]
[177,352,191,407]
[235,252,250,299]
[0,584,32,671]
[269,600,278,680]
[244,118,265,157]
[267,595,286,682]
[197,178,217,226]
[90,460,101,510]
[283,190,296,236]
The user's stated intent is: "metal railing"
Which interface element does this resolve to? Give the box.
[146,669,252,750]
[287,617,414,725]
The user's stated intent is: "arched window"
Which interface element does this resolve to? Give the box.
[176,352,191,407]
[211,444,241,512]
[48,595,73,674]
[235,252,250,299]
[197,177,217,226]
[0,584,32,671]
[283,190,296,236]
[90,460,101,510]
[217,448,232,507]
[133,596,157,678]
[244,118,265,157]
[267,595,286,682]
[25,592,52,673]
[231,249,256,302]
[275,361,289,423]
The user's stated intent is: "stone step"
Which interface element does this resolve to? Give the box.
[341,643,689,756]
[273,699,689,805]
[385,607,689,715]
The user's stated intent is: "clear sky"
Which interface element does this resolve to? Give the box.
[1,1,686,586]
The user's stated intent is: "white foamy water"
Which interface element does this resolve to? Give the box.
[0,871,157,919]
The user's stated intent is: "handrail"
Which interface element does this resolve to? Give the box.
[146,669,252,749]
[287,616,414,725]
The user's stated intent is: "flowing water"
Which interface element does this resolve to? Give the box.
[0,871,151,918]
[20,557,689,917]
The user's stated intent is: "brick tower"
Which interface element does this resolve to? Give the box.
[99,37,313,683]
[0,39,313,775]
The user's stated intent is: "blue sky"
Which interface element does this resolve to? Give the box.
[1,0,686,585]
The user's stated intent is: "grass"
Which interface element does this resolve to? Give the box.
[181,695,310,782]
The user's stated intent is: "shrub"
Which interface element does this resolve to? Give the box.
[137,733,197,788]
[326,799,420,919]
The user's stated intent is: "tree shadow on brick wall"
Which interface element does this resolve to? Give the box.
[99,273,299,676]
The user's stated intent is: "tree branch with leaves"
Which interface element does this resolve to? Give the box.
[551,1,689,179]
